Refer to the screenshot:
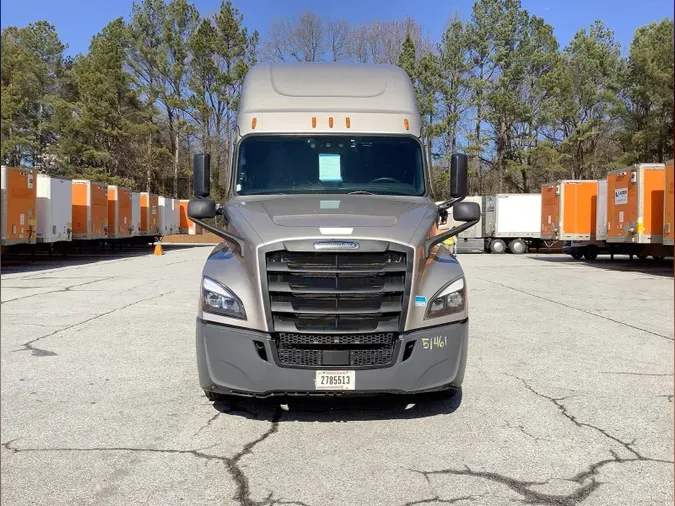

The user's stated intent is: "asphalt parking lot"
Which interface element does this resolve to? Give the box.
[1,248,673,506]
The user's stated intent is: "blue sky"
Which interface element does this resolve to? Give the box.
[1,0,672,57]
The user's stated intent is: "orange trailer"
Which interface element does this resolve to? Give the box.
[140,192,159,235]
[72,180,108,240]
[664,160,674,247]
[108,186,132,238]
[540,180,598,241]
[179,199,202,235]
[606,164,665,244]
[1,166,37,245]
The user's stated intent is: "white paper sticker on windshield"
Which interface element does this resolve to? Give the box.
[319,154,342,182]
[320,200,340,209]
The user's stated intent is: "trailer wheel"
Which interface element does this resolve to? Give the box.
[651,255,665,261]
[637,254,648,260]
[584,246,598,261]
[571,251,584,260]
[489,239,506,254]
[508,239,528,254]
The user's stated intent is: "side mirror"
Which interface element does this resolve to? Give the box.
[452,201,480,222]
[188,199,216,220]
[450,153,468,198]
[194,153,211,198]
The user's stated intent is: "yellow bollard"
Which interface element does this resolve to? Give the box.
[153,241,164,256]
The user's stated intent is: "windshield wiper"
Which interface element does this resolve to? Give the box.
[347,190,378,195]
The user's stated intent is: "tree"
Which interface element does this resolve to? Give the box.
[504,15,561,192]
[466,0,500,194]
[398,34,441,198]
[0,22,66,168]
[262,11,326,62]
[127,0,199,197]
[437,16,472,191]
[327,19,350,62]
[553,21,623,180]
[618,18,674,164]
[188,0,258,196]
[57,18,153,186]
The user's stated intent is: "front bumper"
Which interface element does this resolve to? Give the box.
[196,319,469,397]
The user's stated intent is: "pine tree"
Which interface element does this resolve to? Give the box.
[553,21,623,179]
[0,22,66,169]
[618,18,674,164]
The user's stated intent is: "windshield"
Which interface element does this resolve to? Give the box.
[235,135,426,196]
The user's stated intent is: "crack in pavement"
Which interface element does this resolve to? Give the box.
[193,413,221,437]
[1,277,119,304]
[3,407,286,506]
[410,376,673,505]
[400,494,484,505]
[262,491,313,506]
[476,277,673,341]
[13,291,174,356]
[414,446,673,506]
[599,371,674,377]
[508,374,643,459]
[226,408,283,506]
[504,420,552,443]
[413,464,591,506]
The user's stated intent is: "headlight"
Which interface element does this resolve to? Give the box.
[201,277,246,320]
[425,277,466,319]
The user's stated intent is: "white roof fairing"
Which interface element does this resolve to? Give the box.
[236,63,422,137]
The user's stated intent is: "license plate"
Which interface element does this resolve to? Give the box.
[314,370,355,390]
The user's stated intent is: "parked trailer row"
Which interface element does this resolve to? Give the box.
[541,161,674,261]
[0,165,202,248]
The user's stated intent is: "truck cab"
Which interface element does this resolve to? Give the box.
[188,62,479,400]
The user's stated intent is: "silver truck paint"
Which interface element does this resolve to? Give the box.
[188,63,479,399]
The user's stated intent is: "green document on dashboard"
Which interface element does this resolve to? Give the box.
[319,154,342,182]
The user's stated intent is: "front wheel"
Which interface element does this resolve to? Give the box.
[489,239,507,254]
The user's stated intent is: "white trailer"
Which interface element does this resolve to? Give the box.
[158,196,172,235]
[36,175,72,243]
[171,198,181,234]
[131,192,141,236]
[482,193,542,254]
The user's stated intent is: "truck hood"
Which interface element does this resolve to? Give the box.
[227,194,437,246]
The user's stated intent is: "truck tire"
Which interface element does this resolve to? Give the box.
[584,246,598,260]
[652,255,665,261]
[489,239,506,254]
[571,251,584,260]
[508,239,527,254]
[637,254,648,260]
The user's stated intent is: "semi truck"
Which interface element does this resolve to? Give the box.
[443,194,546,254]
[481,193,542,254]
[186,62,480,400]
